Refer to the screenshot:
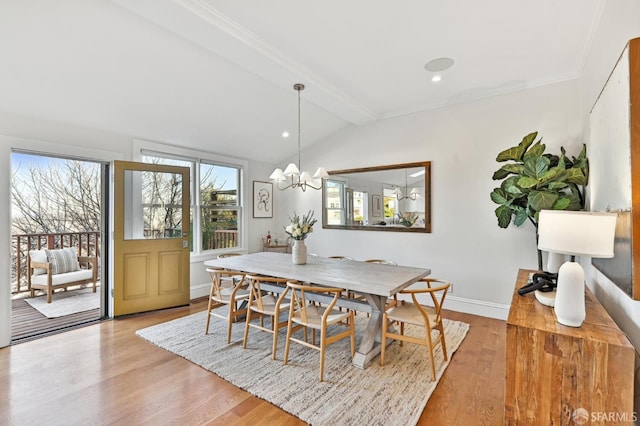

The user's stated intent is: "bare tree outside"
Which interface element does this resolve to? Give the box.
[12,156,101,234]
[11,153,102,294]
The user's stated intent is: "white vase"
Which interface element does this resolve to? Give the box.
[292,239,307,265]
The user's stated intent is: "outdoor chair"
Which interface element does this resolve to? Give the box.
[28,247,98,303]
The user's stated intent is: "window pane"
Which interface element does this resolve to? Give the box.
[123,170,183,240]
[201,163,238,206]
[202,207,239,250]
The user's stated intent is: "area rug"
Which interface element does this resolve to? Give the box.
[136,309,469,425]
[24,288,100,318]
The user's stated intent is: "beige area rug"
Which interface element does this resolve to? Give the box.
[136,308,469,425]
[24,288,100,318]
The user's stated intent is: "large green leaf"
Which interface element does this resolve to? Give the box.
[492,163,525,180]
[502,176,523,195]
[552,197,571,210]
[490,188,508,205]
[495,205,513,228]
[528,190,558,211]
[514,209,529,226]
[524,156,550,178]
[496,132,538,162]
[548,181,569,190]
[565,168,588,185]
[523,141,546,162]
[517,176,538,189]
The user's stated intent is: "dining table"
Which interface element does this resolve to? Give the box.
[203,251,431,368]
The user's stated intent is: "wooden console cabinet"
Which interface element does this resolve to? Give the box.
[505,269,634,424]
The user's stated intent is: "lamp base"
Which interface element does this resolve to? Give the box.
[554,261,586,327]
[534,289,556,307]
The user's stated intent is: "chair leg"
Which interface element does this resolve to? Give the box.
[205,299,213,334]
[284,317,294,365]
[319,327,327,382]
[243,308,253,349]
[272,317,279,361]
[227,308,234,343]
[426,328,436,381]
[439,323,448,361]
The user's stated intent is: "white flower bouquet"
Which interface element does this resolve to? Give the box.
[285,210,317,240]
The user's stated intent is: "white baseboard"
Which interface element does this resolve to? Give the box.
[190,282,211,300]
[189,282,510,320]
[445,295,510,320]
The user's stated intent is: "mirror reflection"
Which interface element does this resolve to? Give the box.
[322,162,431,233]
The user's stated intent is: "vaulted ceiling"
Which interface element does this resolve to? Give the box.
[0,0,604,163]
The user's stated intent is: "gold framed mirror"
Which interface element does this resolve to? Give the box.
[322,161,431,233]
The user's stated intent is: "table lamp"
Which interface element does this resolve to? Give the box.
[537,210,617,327]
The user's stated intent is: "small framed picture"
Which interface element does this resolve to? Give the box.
[253,181,273,218]
[372,194,382,217]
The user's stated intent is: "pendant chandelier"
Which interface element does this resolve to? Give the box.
[393,169,420,200]
[270,83,328,191]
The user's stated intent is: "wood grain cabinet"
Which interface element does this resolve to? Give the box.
[505,269,635,424]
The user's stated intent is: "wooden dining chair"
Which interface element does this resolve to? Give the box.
[205,268,250,343]
[214,253,246,289]
[283,281,355,382]
[328,255,354,261]
[364,259,398,266]
[243,274,292,360]
[380,278,450,380]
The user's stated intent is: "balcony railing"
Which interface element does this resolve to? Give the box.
[11,232,100,295]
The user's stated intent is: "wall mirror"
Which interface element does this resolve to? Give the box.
[322,161,431,233]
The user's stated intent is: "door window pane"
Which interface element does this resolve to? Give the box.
[124,170,183,240]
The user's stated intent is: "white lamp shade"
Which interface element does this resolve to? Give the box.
[537,210,617,258]
[283,163,300,176]
[299,171,313,183]
[410,187,420,196]
[393,187,403,197]
[269,168,286,181]
[313,167,329,179]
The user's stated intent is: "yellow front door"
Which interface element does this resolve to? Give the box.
[113,161,190,316]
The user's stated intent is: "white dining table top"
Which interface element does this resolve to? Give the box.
[203,252,430,297]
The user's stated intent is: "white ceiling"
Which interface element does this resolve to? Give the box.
[0,0,604,163]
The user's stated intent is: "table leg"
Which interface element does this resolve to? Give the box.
[352,294,387,369]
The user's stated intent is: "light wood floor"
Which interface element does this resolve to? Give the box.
[0,300,506,425]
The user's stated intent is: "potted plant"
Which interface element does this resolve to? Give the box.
[490,131,589,269]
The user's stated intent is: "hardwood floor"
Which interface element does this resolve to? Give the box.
[0,300,506,425]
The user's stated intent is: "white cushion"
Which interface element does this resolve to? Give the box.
[30,268,93,286]
[45,248,80,275]
[29,250,48,275]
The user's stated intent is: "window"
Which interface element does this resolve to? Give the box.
[141,150,243,254]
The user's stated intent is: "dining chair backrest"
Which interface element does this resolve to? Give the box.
[206,268,247,301]
[400,278,449,328]
[328,255,354,261]
[245,274,289,311]
[364,259,398,266]
[218,253,243,258]
[286,281,343,323]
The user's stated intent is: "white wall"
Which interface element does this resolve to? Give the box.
[273,79,582,318]
[578,0,640,358]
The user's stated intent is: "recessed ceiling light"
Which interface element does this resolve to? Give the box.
[431,75,442,83]
[282,131,289,138]
[424,57,454,72]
